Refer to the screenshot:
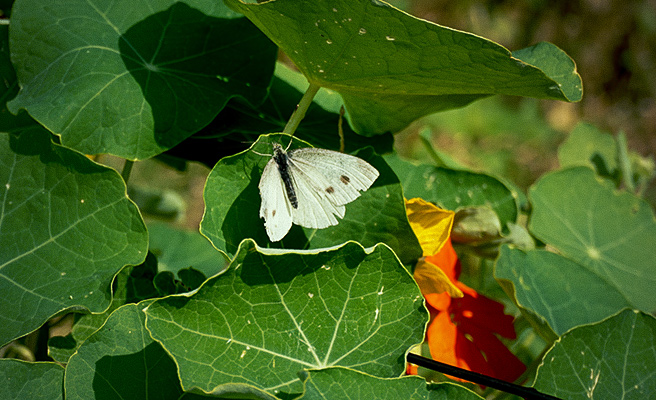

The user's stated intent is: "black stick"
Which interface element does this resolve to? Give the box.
[406,353,563,400]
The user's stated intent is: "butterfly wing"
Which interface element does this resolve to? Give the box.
[259,158,293,242]
[287,148,379,229]
[288,163,345,229]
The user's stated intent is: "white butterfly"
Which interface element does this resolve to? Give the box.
[258,142,379,242]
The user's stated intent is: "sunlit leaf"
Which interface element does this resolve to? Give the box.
[300,368,483,399]
[145,240,427,397]
[533,309,656,399]
[529,167,656,312]
[226,0,581,134]
[495,246,633,337]
[0,130,147,347]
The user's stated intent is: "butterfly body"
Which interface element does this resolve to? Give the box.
[259,143,379,242]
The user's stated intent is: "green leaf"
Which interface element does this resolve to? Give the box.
[385,153,519,230]
[145,240,427,397]
[209,63,395,155]
[148,222,228,279]
[0,24,40,134]
[200,134,421,263]
[225,0,581,134]
[48,253,159,363]
[0,130,148,347]
[0,359,64,400]
[64,302,185,400]
[495,246,633,337]
[8,0,276,160]
[558,122,617,176]
[533,309,656,399]
[300,368,482,399]
[528,167,656,312]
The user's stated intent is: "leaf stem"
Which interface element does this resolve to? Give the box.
[419,128,448,167]
[617,131,635,192]
[282,82,321,136]
[121,160,134,184]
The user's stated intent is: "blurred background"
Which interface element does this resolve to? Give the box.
[388,0,655,189]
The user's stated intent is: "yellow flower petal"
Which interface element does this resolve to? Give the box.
[414,258,463,298]
[406,198,454,257]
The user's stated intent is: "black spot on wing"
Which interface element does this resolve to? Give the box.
[272,209,276,217]
[325,186,335,194]
[340,175,350,184]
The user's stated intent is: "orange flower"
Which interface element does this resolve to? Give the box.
[422,239,525,383]
[404,198,525,384]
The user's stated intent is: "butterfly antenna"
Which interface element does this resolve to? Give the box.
[338,105,346,153]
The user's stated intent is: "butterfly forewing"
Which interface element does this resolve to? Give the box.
[259,158,293,242]
[288,148,379,206]
[288,160,345,229]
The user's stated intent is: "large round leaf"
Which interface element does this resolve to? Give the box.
[495,246,633,337]
[8,0,276,160]
[145,240,427,397]
[533,310,656,399]
[226,0,581,134]
[0,130,147,347]
[528,167,656,312]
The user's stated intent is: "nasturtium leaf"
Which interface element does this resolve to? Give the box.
[201,134,421,263]
[148,222,228,279]
[0,130,147,347]
[533,309,656,399]
[145,240,428,397]
[225,0,581,134]
[558,122,617,175]
[529,167,656,312]
[208,63,394,155]
[300,368,482,399]
[0,359,64,400]
[8,0,276,160]
[0,24,40,134]
[385,153,518,230]
[65,302,186,400]
[495,246,633,337]
[48,256,158,363]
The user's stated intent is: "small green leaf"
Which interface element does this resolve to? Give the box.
[65,302,184,400]
[145,240,427,397]
[558,122,617,175]
[495,246,633,337]
[528,167,656,312]
[385,153,518,230]
[201,134,421,263]
[533,309,656,399]
[8,0,276,159]
[226,0,581,134]
[0,130,148,347]
[0,359,64,400]
[300,368,483,399]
